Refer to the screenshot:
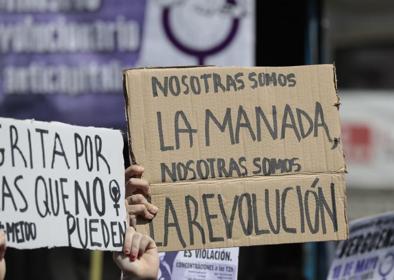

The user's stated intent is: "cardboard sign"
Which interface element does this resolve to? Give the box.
[328,212,394,280]
[159,248,239,280]
[0,117,126,251]
[123,65,348,251]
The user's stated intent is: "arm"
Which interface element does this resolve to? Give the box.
[113,165,159,280]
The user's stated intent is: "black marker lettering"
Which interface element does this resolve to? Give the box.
[318,182,338,233]
[226,74,237,91]
[1,176,17,211]
[174,111,197,150]
[101,220,110,247]
[287,73,296,87]
[76,217,88,249]
[163,197,186,248]
[74,133,84,169]
[202,194,224,242]
[235,72,245,90]
[296,185,305,233]
[265,189,280,234]
[89,219,101,247]
[200,74,211,93]
[35,176,50,218]
[75,180,92,216]
[181,75,190,95]
[185,195,205,245]
[93,177,105,217]
[252,194,269,235]
[304,182,320,234]
[314,102,332,142]
[66,214,76,246]
[278,74,287,86]
[157,112,174,151]
[152,76,168,97]
[212,73,225,92]
[60,178,70,215]
[235,105,256,143]
[35,128,49,168]
[49,178,60,216]
[218,194,239,239]
[51,133,70,169]
[14,175,28,212]
[281,104,301,141]
[255,106,278,140]
[84,136,94,171]
[238,193,253,235]
[169,76,180,96]
[281,187,296,233]
[248,72,258,89]
[94,135,111,174]
[27,129,33,169]
[296,108,313,138]
[190,76,201,94]
[10,125,27,168]
[205,108,235,146]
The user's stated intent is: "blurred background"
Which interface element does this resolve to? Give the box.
[1,0,394,279]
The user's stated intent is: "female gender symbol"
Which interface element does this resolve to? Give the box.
[109,179,121,216]
[162,0,240,65]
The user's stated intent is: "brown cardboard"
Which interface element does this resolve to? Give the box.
[123,65,348,252]
[134,174,346,251]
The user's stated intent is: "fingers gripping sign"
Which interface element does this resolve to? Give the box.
[114,165,160,279]
[114,226,159,280]
[125,165,158,228]
[127,194,158,220]
[126,178,151,196]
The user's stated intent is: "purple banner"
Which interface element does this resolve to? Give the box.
[0,0,254,128]
[0,0,146,128]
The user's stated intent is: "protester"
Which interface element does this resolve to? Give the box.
[0,230,5,280]
[112,165,160,280]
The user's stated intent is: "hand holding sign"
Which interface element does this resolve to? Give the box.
[113,227,159,280]
[113,167,160,280]
[125,165,158,227]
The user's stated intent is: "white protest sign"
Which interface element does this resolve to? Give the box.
[0,117,126,251]
[158,248,239,280]
[327,212,394,280]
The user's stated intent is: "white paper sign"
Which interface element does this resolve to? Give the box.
[158,248,239,280]
[327,212,394,280]
[0,117,126,251]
